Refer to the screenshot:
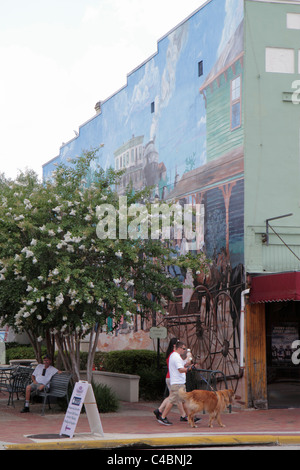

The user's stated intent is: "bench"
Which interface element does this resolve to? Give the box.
[37,372,72,415]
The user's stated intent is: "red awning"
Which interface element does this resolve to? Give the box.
[249,272,300,303]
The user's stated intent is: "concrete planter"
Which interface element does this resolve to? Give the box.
[80,370,140,403]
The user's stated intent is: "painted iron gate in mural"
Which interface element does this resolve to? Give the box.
[163,266,244,393]
[160,152,245,393]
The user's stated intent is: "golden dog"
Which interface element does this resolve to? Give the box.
[179,388,234,428]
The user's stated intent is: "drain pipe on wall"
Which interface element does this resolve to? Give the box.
[240,289,250,369]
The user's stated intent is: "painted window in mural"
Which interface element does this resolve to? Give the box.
[231,75,241,130]
[198,60,204,77]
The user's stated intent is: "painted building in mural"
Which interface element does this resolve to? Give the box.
[43,0,300,409]
[44,0,245,283]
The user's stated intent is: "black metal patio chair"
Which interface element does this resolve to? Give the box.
[7,367,34,406]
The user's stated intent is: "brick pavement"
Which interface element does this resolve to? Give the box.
[0,393,300,449]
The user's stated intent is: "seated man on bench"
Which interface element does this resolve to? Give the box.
[21,354,59,413]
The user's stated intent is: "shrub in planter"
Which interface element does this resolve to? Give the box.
[93,351,108,371]
[102,350,166,401]
[5,345,47,363]
[78,351,108,371]
[136,367,166,401]
[91,381,119,413]
[103,350,164,374]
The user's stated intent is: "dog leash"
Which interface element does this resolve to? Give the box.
[191,366,217,395]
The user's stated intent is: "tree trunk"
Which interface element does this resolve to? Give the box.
[86,325,101,383]
[54,332,77,381]
[26,330,42,363]
[45,330,55,362]
[54,325,101,384]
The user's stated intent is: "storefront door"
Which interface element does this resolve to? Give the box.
[266,302,300,408]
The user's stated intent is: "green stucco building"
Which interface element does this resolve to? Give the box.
[244,0,300,409]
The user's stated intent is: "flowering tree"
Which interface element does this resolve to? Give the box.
[0,149,208,382]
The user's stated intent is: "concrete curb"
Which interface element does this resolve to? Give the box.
[4,434,300,450]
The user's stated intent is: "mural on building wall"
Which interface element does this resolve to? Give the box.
[43,0,245,353]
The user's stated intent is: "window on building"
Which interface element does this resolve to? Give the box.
[151,101,155,113]
[265,47,294,74]
[198,60,204,77]
[231,75,241,130]
[287,13,300,30]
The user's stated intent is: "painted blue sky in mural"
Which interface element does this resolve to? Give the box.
[43,0,244,185]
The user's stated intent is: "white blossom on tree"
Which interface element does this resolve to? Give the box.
[0,149,209,382]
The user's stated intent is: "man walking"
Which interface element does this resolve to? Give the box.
[157,341,199,425]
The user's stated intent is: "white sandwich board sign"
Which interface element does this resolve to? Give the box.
[60,381,104,438]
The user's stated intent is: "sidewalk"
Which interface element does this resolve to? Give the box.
[0,393,300,450]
